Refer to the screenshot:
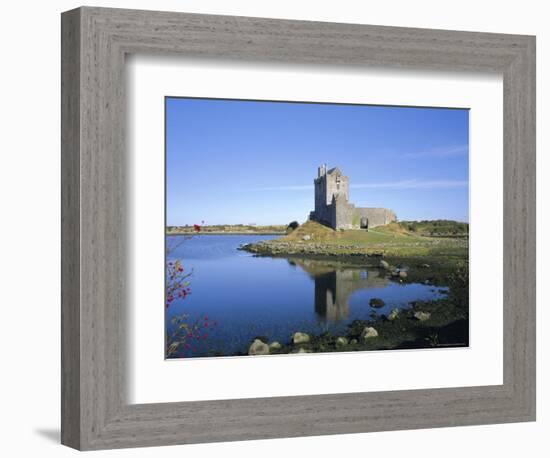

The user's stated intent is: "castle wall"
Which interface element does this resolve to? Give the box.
[311,203,396,230]
[325,173,349,205]
[354,208,397,228]
[334,199,354,230]
[310,201,335,227]
[314,177,326,211]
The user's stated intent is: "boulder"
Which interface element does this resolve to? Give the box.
[248,339,270,355]
[269,341,282,351]
[399,270,408,279]
[292,332,311,344]
[335,337,349,348]
[292,347,311,354]
[360,327,379,340]
[414,311,431,321]
[302,235,311,241]
[350,339,358,345]
[380,260,390,270]
[369,298,385,308]
[388,309,400,321]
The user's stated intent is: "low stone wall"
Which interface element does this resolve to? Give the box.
[311,202,396,230]
[354,207,397,228]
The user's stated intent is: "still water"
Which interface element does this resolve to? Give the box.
[166,234,447,358]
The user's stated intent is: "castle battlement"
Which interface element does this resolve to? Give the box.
[309,165,396,230]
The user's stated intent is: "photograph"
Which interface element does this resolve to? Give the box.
[165,97,470,359]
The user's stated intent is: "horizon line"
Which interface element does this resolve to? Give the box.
[251,179,468,192]
[167,218,471,227]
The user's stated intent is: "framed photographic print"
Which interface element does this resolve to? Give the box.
[61,6,536,450]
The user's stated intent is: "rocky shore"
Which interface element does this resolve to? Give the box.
[239,240,386,258]
[243,297,468,357]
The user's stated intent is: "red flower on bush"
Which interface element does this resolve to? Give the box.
[165,235,220,358]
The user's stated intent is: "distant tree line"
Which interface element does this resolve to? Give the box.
[398,220,469,237]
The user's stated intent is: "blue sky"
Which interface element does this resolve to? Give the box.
[166,97,469,226]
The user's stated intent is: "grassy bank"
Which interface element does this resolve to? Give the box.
[241,221,468,268]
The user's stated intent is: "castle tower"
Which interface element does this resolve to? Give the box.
[323,167,349,204]
[310,165,396,230]
[314,165,350,211]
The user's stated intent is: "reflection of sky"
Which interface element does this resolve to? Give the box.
[166,235,448,358]
[348,284,448,317]
[166,98,469,226]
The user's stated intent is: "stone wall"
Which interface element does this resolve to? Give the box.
[314,176,326,212]
[325,173,349,205]
[310,200,335,227]
[354,208,397,228]
[334,198,355,230]
[311,202,396,230]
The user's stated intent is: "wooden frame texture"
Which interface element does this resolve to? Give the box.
[61,6,536,450]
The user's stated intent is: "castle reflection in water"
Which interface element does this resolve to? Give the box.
[287,259,390,321]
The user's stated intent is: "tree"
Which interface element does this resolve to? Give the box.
[287,221,299,232]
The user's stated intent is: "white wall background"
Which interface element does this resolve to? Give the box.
[0,0,546,456]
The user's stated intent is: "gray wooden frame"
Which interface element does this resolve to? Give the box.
[61,6,536,451]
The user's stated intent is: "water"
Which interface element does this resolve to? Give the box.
[166,234,448,358]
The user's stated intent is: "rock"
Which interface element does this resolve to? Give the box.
[292,347,311,354]
[350,339,358,345]
[292,332,310,344]
[380,260,390,270]
[369,298,385,308]
[399,270,407,279]
[391,270,400,277]
[361,327,379,340]
[269,341,282,351]
[248,339,270,355]
[388,309,400,321]
[414,311,431,321]
[420,263,430,268]
[302,235,311,241]
[335,337,349,348]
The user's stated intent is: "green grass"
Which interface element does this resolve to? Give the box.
[397,219,469,237]
[244,220,469,292]
[275,220,468,259]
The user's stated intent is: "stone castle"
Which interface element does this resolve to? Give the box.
[309,164,396,230]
